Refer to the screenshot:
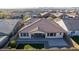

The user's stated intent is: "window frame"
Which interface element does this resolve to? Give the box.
[20,33,29,37]
[47,33,56,37]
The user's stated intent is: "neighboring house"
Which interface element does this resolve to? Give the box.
[56,11,79,36]
[0,19,22,36]
[60,14,74,20]
[0,19,23,48]
[31,11,41,18]
[23,12,32,17]
[50,12,63,18]
[40,12,50,18]
[17,18,70,48]
[61,12,78,20]
[63,19,79,36]
[10,11,24,19]
[73,15,79,20]
[52,17,79,36]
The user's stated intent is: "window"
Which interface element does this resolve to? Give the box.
[60,33,61,35]
[47,33,56,36]
[47,33,50,36]
[50,33,54,36]
[71,31,75,35]
[31,33,45,38]
[26,33,29,36]
[20,33,29,37]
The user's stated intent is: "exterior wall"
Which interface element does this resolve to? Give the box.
[75,31,79,35]
[46,33,64,38]
[67,31,79,36]
[16,37,69,48]
[16,40,48,48]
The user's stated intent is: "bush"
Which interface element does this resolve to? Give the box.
[9,39,16,48]
[24,44,34,49]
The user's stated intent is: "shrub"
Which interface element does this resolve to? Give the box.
[24,44,33,49]
[9,39,16,48]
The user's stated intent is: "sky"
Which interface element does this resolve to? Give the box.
[0,0,79,8]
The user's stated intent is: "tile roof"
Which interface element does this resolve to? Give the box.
[19,18,66,33]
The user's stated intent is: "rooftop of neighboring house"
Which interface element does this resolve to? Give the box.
[66,12,77,18]
[60,13,79,20]
[40,12,49,16]
[19,18,66,33]
[50,12,63,17]
[63,19,79,31]
[0,19,21,35]
[0,36,8,42]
